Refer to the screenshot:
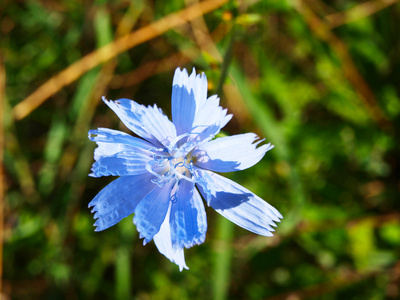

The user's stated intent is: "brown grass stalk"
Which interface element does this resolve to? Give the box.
[185,0,223,62]
[265,267,380,300]
[326,0,398,29]
[294,0,390,129]
[12,0,229,121]
[0,54,5,300]
[109,49,197,89]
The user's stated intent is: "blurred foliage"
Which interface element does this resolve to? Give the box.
[2,0,400,299]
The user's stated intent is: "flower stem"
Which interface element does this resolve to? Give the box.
[216,24,236,97]
[212,216,234,300]
[212,23,237,300]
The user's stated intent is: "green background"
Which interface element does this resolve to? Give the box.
[2,0,400,299]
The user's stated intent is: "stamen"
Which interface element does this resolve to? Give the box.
[174,161,184,168]
[171,194,178,203]
[148,146,167,152]
[146,128,215,186]
[167,126,213,157]
[169,133,193,150]
[154,155,168,165]
[174,169,195,183]
[170,180,180,203]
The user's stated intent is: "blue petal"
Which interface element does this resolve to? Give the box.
[192,168,216,205]
[192,95,232,131]
[153,204,189,271]
[196,172,282,236]
[194,133,274,172]
[171,68,232,135]
[171,124,222,158]
[103,97,176,147]
[133,181,175,244]
[171,68,199,135]
[89,127,154,163]
[89,128,154,150]
[89,174,157,231]
[170,180,207,249]
[90,150,153,177]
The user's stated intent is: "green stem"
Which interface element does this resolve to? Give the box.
[213,216,234,300]
[115,246,131,300]
[212,24,237,300]
[216,24,236,97]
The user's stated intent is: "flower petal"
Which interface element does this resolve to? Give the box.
[196,172,282,236]
[194,133,274,172]
[89,174,157,231]
[89,128,154,161]
[171,123,222,158]
[170,180,207,249]
[89,128,157,177]
[171,68,232,135]
[171,68,199,135]
[133,181,175,244]
[153,203,189,271]
[103,97,176,147]
[90,150,153,177]
[192,95,232,130]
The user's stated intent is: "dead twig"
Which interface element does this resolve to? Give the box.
[265,266,381,300]
[326,0,398,29]
[293,0,391,130]
[12,0,229,120]
[0,52,5,300]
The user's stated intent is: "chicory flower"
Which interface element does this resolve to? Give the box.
[88,68,282,270]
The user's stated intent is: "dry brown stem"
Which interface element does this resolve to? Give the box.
[294,0,390,129]
[0,53,5,300]
[326,0,398,29]
[12,0,228,121]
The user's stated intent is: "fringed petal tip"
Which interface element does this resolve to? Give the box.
[265,143,275,152]
[262,231,274,237]
[266,211,283,233]
[135,234,151,246]
[173,67,205,85]
[101,96,114,109]
[225,113,233,124]
[259,215,283,237]
[88,162,102,177]
[88,130,97,140]
[158,243,189,272]
[93,219,102,232]
[88,163,112,178]
[179,262,189,272]
[88,202,99,215]
[270,205,284,220]
[180,236,206,249]
[269,219,280,228]
[133,219,154,246]
[89,210,102,232]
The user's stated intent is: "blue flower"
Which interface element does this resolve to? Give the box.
[88,68,282,270]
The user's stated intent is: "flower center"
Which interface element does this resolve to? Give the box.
[146,150,195,187]
[146,127,217,187]
[172,156,190,176]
